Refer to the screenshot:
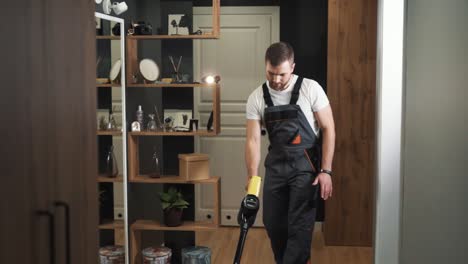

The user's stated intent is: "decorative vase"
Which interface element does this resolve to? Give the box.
[147,114,157,131]
[164,208,183,227]
[149,149,161,178]
[105,145,119,178]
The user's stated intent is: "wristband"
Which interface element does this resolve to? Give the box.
[320,169,333,176]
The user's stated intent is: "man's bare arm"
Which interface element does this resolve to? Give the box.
[245,119,262,180]
[313,105,336,199]
[314,105,335,171]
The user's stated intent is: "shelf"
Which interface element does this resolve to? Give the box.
[97,130,122,136]
[127,83,218,88]
[128,130,217,137]
[98,175,123,182]
[127,34,219,40]
[96,35,121,40]
[118,1,221,261]
[131,220,217,231]
[130,175,219,184]
[99,220,124,230]
[96,83,121,87]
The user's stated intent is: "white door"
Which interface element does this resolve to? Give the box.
[193,7,279,226]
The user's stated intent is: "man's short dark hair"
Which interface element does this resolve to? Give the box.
[265,42,295,66]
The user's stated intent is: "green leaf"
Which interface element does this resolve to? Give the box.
[168,187,178,196]
[158,187,190,210]
[161,202,171,210]
[172,200,189,207]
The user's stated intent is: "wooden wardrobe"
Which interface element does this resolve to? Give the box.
[325,0,377,246]
[0,0,98,263]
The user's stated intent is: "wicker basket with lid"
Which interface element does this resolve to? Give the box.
[142,246,172,264]
[99,245,125,264]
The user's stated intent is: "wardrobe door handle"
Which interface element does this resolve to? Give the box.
[36,210,56,264]
[54,201,71,264]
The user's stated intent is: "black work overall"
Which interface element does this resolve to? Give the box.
[262,77,320,264]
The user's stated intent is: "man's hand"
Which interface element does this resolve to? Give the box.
[312,173,333,200]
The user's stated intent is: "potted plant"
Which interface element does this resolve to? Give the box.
[159,187,189,227]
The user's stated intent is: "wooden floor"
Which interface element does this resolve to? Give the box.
[196,226,373,264]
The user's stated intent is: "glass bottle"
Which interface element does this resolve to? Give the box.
[149,148,161,178]
[147,114,157,131]
[105,145,119,178]
[107,112,117,130]
[136,105,144,129]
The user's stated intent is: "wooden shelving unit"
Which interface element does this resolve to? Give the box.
[125,0,220,86]
[127,128,219,183]
[126,0,219,42]
[96,83,121,87]
[127,83,218,88]
[127,34,219,40]
[129,177,220,264]
[126,82,220,138]
[98,174,124,183]
[129,175,219,184]
[99,220,125,230]
[99,220,126,246]
[121,1,221,262]
[97,130,122,136]
[96,35,121,40]
[128,130,217,137]
[124,82,220,138]
[131,220,217,231]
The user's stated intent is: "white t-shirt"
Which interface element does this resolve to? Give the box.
[246,75,330,135]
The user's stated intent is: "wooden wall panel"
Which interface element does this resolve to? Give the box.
[50,0,99,262]
[0,1,98,263]
[325,0,377,246]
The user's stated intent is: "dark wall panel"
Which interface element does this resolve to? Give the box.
[280,0,328,89]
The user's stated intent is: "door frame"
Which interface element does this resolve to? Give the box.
[192,6,280,226]
[374,0,405,263]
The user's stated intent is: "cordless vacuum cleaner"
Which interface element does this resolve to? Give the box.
[233,175,262,264]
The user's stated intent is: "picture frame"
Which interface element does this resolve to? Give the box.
[164,109,192,131]
[131,121,141,132]
[168,14,190,35]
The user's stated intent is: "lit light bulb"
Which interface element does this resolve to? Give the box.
[201,75,221,84]
[205,75,215,84]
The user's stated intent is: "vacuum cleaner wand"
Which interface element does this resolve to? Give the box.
[233,176,262,264]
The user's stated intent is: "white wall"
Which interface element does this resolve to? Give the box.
[401,0,468,263]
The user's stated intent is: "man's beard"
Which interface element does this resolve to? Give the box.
[271,76,292,91]
[271,82,282,89]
